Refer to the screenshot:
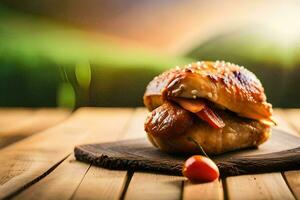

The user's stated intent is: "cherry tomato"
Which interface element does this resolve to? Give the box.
[182,155,219,182]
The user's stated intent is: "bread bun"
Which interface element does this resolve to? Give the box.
[144,61,272,121]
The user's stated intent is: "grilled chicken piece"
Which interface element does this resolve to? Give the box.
[145,101,270,155]
[145,101,193,138]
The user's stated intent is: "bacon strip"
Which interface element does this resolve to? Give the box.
[196,107,225,128]
[173,98,225,129]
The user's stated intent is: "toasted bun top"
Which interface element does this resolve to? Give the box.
[144,61,273,121]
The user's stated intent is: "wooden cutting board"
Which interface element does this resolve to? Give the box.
[74,128,300,177]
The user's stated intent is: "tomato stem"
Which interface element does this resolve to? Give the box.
[187,137,209,157]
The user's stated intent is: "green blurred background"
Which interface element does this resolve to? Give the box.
[1,1,300,108]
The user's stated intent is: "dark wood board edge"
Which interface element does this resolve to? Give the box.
[74,146,183,175]
[74,144,300,178]
[216,147,300,177]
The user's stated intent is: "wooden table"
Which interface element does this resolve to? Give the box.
[0,107,299,200]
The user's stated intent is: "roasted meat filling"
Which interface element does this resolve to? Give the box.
[144,102,193,138]
[145,101,269,142]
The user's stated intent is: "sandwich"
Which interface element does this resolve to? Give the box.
[143,61,275,155]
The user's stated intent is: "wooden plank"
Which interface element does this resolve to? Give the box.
[0,108,70,148]
[284,170,300,200]
[11,155,89,200]
[72,108,147,200]
[13,108,136,200]
[125,172,183,200]
[0,108,33,127]
[226,173,295,200]
[273,109,299,136]
[0,108,70,136]
[120,108,148,139]
[280,109,300,200]
[0,109,35,149]
[72,165,129,200]
[282,109,300,136]
[0,108,133,199]
[183,180,223,200]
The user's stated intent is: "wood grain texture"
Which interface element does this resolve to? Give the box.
[281,109,300,200]
[125,172,183,200]
[226,173,295,200]
[12,155,89,200]
[183,180,223,200]
[0,109,33,127]
[283,109,300,136]
[273,109,299,136]
[0,108,70,148]
[0,108,133,199]
[71,108,146,200]
[74,165,130,200]
[74,129,300,177]
[284,170,300,200]
[0,108,70,136]
[12,108,133,200]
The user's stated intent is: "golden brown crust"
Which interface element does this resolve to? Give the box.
[147,111,271,155]
[144,61,273,121]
